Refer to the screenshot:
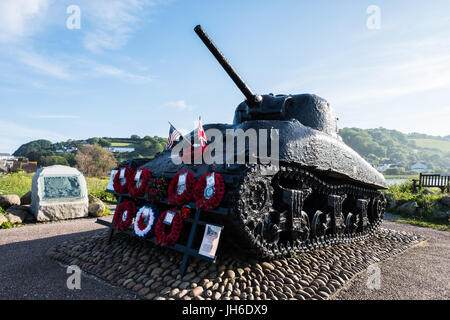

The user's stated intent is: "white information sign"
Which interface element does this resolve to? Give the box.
[199,224,222,259]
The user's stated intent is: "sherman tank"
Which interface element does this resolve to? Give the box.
[134,25,387,259]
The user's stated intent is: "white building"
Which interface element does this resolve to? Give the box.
[105,147,135,153]
[0,153,12,161]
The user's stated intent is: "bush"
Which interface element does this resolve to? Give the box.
[75,144,116,178]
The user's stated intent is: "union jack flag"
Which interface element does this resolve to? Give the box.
[198,117,207,148]
[167,123,181,149]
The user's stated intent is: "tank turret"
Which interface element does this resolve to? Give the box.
[195,25,339,136]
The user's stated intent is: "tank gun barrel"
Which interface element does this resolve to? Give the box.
[194,25,262,108]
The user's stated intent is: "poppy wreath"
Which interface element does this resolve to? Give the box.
[147,176,167,203]
[154,209,183,246]
[134,204,159,238]
[129,168,152,198]
[113,166,134,194]
[193,172,225,211]
[113,200,136,231]
[167,170,196,206]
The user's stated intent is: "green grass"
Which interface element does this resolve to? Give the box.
[393,218,449,232]
[409,138,450,152]
[110,142,131,147]
[0,172,114,202]
[0,172,34,197]
[385,181,449,231]
[384,174,418,180]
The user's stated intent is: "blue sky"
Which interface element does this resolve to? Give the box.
[1,0,449,154]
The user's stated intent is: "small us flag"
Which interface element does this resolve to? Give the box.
[167,123,181,149]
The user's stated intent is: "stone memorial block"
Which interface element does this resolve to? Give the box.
[30,165,89,221]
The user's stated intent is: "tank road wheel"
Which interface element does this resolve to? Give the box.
[297,211,310,241]
[345,212,360,234]
[368,195,386,223]
[311,210,332,238]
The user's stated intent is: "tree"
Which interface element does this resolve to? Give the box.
[40,156,69,167]
[75,144,116,178]
[130,134,141,140]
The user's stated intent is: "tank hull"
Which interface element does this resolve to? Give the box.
[138,119,386,258]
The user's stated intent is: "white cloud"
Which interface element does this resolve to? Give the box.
[82,0,155,53]
[91,63,152,83]
[16,50,71,79]
[161,100,194,111]
[0,0,51,43]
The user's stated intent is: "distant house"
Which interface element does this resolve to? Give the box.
[376,163,394,172]
[0,153,13,161]
[55,147,77,153]
[411,162,428,173]
[105,147,135,153]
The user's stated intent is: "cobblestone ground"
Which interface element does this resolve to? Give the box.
[47,225,424,300]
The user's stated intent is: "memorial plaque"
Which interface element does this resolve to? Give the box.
[42,176,82,200]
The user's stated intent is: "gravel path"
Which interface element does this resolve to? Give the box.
[0,216,136,300]
[334,220,450,300]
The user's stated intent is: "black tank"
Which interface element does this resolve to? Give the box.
[138,25,386,258]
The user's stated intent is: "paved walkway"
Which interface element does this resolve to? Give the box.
[0,216,448,300]
[334,220,450,300]
[0,216,136,300]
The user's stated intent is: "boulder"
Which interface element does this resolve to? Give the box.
[30,165,88,222]
[440,196,450,207]
[88,194,105,217]
[432,210,450,220]
[397,201,418,215]
[20,191,32,205]
[0,194,20,210]
[422,189,435,195]
[5,205,30,224]
[0,214,7,225]
[387,200,397,210]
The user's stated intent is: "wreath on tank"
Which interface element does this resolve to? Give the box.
[113,166,134,194]
[128,168,152,198]
[154,209,183,246]
[167,170,196,206]
[147,176,167,202]
[134,204,159,238]
[113,200,136,231]
[193,172,225,211]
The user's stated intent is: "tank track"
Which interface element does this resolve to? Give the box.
[218,164,386,259]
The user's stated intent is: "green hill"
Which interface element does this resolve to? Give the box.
[339,128,450,174]
[13,135,168,167]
